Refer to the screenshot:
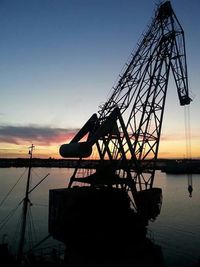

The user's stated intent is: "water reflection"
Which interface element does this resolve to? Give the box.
[0,169,200,266]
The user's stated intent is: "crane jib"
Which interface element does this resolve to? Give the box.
[55,1,192,233]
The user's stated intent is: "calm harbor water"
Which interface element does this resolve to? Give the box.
[0,167,200,267]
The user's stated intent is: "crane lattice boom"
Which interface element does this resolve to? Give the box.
[59,1,191,216]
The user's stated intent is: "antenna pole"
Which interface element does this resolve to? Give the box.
[17,144,34,263]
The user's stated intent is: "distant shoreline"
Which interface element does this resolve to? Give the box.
[0,158,200,172]
[0,158,98,168]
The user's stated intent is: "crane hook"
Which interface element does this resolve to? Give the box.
[188,185,193,197]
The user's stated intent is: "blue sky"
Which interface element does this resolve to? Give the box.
[0,0,199,158]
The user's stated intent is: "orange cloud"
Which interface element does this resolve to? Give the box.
[0,125,79,146]
[1,125,199,159]
[0,125,80,158]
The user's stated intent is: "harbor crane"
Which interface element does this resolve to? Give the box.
[49,1,191,247]
[59,0,190,212]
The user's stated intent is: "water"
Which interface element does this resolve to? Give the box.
[0,167,72,255]
[0,168,200,266]
[149,171,200,267]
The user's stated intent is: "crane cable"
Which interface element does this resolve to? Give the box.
[184,105,193,197]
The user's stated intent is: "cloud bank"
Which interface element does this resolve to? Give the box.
[0,125,79,146]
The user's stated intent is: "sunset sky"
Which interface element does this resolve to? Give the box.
[0,0,199,159]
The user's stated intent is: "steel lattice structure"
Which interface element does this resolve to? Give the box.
[60,1,191,211]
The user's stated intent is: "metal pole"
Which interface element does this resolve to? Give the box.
[17,144,34,263]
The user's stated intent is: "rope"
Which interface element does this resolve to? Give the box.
[184,105,193,197]
[12,208,24,254]
[28,173,50,194]
[25,234,51,254]
[0,202,21,231]
[0,168,27,207]
[27,207,38,251]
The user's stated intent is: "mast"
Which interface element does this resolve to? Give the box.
[17,144,34,262]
